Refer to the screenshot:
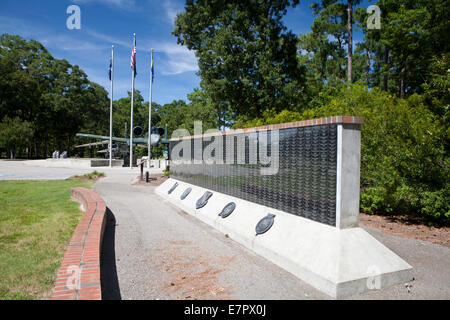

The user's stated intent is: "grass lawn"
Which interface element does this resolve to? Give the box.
[0,179,95,300]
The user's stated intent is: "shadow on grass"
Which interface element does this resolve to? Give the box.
[100,207,121,300]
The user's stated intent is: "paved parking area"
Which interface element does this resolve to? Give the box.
[0,159,156,180]
[0,160,92,180]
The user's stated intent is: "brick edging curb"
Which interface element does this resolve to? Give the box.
[51,188,107,300]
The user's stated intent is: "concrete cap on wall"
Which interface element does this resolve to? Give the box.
[169,116,364,141]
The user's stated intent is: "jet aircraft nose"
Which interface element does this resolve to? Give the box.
[150,134,161,146]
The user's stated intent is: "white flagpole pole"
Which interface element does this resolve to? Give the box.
[147,48,154,169]
[109,45,114,168]
[130,33,136,169]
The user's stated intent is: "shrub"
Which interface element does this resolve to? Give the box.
[70,171,105,181]
[236,83,449,224]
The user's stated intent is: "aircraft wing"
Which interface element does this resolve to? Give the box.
[76,133,166,146]
[75,140,110,148]
[76,133,128,143]
[97,148,117,153]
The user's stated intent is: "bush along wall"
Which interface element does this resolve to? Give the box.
[235,84,449,225]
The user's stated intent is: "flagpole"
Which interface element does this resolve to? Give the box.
[130,33,136,169]
[109,45,114,168]
[147,48,154,169]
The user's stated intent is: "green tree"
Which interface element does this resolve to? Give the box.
[186,88,222,130]
[111,90,147,138]
[156,100,188,138]
[0,117,33,159]
[173,0,305,119]
[298,33,337,92]
[0,34,111,158]
[236,84,449,224]
[309,0,362,83]
[364,0,450,98]
[154,92,219,138]
[422,53,450,120]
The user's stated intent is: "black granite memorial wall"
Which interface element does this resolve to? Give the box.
[169,123,338,226]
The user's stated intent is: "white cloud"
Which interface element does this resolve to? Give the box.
[0,15,43,38]
[163,0,183,24]
[0,16,105,54]
[79,28,198,75]
[73,0,136,7]
[84,29,130,47]
[155,42,198,75]
[48,36,106,52]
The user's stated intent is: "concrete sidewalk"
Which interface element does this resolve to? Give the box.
[94,171,450,300]
[0,159,162,180]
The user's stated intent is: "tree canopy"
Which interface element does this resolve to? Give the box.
[173,0,306,119]
[0,34,109,158]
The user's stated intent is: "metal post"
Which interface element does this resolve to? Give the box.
[147,48,154,169]
[130,33,136,169]
[109,45,114,168]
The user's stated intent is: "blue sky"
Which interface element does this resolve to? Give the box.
[0,0,370,105]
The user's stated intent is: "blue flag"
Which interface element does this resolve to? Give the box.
[151,58,154,83]
[108,58,112,81]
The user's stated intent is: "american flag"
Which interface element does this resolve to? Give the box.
[130,43,137,77]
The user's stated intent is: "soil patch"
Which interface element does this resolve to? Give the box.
[133,174,168,186]
[151,241,235,300]
[360,213,450,248]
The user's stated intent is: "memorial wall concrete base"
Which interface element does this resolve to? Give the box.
[156,178,413,298]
